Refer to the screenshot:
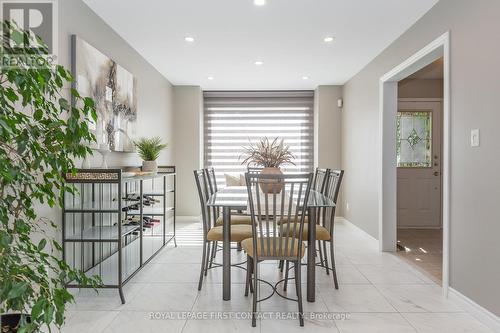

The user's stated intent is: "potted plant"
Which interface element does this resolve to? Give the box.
[240,137,296,193]
[0,21,101,332]
[134,137,167,173]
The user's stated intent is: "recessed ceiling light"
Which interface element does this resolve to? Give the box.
[184,36,195,43]
[323,36,334,43]
[207,76,214,80]
[254,61,264,66]
[302,76,309,80]
[254,0,266,6]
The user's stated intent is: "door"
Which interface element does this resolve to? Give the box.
[397,100,442,228]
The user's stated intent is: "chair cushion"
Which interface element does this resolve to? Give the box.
[207,225,253,242]
[278,216,309,224]
[241,237,305,258]
[280,223,331,241]
[215,215,253,226]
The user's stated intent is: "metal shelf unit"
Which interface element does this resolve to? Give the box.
[62,166,176,303]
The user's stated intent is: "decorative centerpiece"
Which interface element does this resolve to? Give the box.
[240,137,296,193]
[134,137,167,173]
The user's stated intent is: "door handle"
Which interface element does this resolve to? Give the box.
[433,171,440,176]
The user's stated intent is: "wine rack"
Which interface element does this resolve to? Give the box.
[62,166,176,303]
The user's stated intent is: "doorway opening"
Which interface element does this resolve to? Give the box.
[395,59,444,283]
[378,32,450,294]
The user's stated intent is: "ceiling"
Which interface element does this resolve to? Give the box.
[83,0,439,90]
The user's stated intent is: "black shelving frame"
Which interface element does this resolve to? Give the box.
[62,166,176,304]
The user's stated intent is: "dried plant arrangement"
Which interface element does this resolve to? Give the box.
[240,137,296,168]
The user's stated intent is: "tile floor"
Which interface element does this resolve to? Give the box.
[396,229,443,283]
[61,219,493,333]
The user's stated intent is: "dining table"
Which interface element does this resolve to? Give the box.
[207,186,335,302]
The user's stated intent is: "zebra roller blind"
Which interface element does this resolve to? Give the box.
[204,91,314,186]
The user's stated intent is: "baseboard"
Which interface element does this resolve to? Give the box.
[448,287,500,332]
[336,217,378,241]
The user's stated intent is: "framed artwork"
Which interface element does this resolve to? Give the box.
[71,35,137,152]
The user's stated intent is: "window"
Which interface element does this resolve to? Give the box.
[396,111,432,167]
[204,91,314,185]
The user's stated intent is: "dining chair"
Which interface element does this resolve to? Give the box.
[313,168,330,195]
[279,168,329,224]
[204,167,253,227]
[242,172,313,327]
[279,168,330,271]
[247,165,264,174]
[205,167,252,259]
[319,169,344,288]
[194,169,254,291]
[205,167,218,194]
[311,168,330,270]
[282,169,344,288]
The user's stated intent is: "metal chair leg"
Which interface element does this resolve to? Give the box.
[249,257,254,294]
[198,241,207,290]
[279,260,284,271]
[204,241,211,276]
[252,259,258,327]
[294,261,304,327]
[329,240,339,289]
[318,240,324,267]
[322,240,330,275]
[118,287,125,304]
[245,255,252,296]
[209,241,217,268]
[283,261,290,291]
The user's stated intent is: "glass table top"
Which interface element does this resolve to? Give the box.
[207,186,335,209]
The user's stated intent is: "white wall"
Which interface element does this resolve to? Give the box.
[342,0,500,316]
[315,86,344,215]
[172,86,203,216]
[59,0,174,169]
[38,0,174,238]
[315,86,343,169]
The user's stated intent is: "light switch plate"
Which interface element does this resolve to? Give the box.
[471,129,480,147]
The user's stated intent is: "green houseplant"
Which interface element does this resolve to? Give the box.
[240,137,296,192]
[134,136,167,173]
[0,21,101,332]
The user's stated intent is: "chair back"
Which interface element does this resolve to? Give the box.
[194,169,213,237]
[204,167,221,221]
[325,170,344,204]
[204,167,218,194]
[245,172,313,260]
[247,166,264,175]
[313,168,330,193]
[321,170,344,235]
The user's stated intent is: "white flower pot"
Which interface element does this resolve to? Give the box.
[142,160,158,173]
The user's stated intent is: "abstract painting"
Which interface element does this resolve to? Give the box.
[71,35,137,152]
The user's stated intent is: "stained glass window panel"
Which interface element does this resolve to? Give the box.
[397,111,432,167]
